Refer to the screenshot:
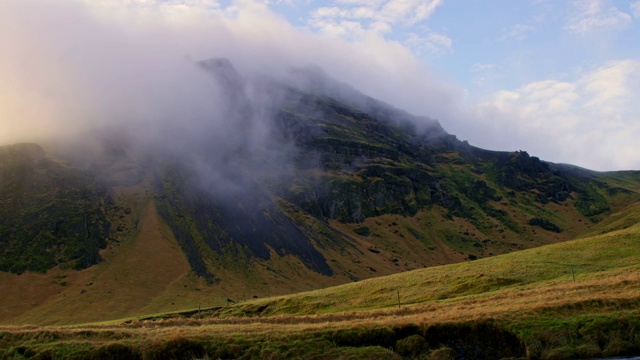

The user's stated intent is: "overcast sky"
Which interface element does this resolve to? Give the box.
[1,0,639,171]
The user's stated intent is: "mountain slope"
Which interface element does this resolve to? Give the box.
[1,59,640,324]
[216,201,640,318]
[1,201,639,360]
[0,143,110,273]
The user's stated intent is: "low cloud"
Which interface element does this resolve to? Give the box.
[467,60,640,171]
[1,0,639,174]
[633,1,640,18]
[0,0,457,148]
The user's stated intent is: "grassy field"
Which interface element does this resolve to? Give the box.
[1,204,639,359]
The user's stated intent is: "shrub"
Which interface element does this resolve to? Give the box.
[574,343,601,358]
[544,345,574,360]
[428,346,455,360]
[603,338,637,358]
[31,349,55,360]
[529,218,562,233]
[422,321,525,359]
[93,343,141,360]
[331,326,396,348]
[395,334,427,356]
[353,226,370,236]
[143,337,207,360]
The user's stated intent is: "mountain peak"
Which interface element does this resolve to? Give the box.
[198,57,245,91]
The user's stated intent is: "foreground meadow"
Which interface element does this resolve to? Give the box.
[2,209,640,359]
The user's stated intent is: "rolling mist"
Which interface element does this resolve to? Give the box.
[2,1,640,173]
[0,0,460,197]
[0,0,454,146]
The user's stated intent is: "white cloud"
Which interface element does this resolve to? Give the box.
[468,63,505,89]
[497,23,536,42]
[83,0,225,23]
[631,1,640,18]
[312,6,346,18]
[470,63,499,73]
[413,0,442,23]
[406,31,452,56]
[565,0,632,34]
[378,0,442,25]
[336,0,384,5]
[468,60,640,170]
[309,18,367,38]
[308,0,443,38]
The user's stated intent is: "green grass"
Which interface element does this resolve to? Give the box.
[204,218,637,318]
[3,203,637,359]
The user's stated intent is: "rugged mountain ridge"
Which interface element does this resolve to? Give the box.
[1,59,640,324]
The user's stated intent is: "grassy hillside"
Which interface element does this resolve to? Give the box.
[3,148,637,327]
[1,202,639,359]
[215,217,640,317]
[0,143,110,273]
[2,60,640,335]
[2,96,640,327]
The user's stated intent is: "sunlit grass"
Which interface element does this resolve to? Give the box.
[2,204,639,359]
[0,219,640,358]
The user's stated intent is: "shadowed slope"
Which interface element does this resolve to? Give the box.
[8,200,190,325]
[0,143,110,273]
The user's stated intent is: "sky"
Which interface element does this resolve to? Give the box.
[1,0,639,171]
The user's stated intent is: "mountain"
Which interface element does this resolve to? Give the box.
[1,59,639,324]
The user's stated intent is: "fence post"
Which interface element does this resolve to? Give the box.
[397,289,401,309]
[570,265,575,282]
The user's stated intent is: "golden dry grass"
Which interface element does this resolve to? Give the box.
[1,217,639,359]
[2,172,640,358]
[3,199,191,325]
[1,267,637,359]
